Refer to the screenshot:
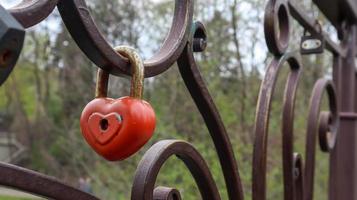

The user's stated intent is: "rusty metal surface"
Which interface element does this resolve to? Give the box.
[329,26,357,200]
[251,50,306,199]
[132,140,220,200]
[313,0,357,27]
[177,22,244,200]
[57,0,193,77]
[0,162,99,200]
[0,0,356,199]
[9,0,59,28]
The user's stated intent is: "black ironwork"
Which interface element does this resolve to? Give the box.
[0,0,355,199]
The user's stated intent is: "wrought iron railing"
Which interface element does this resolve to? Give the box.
[0,0,356,199]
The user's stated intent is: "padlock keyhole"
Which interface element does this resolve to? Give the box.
[100,119,109,132]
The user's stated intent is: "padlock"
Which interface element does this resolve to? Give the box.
[0,5,25,85]
[80,46,156,161]
[300,29,325,55]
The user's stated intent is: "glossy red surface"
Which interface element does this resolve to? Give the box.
[80,97,156,161]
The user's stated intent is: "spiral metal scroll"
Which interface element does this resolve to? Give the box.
[252,52,303,200]
[0,0,353,199]
[132,21,244,200]
[132,140,220,200]
[253,0,340,200]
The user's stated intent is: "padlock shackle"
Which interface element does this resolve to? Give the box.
[95,46,145,99]
[115,46,144,99]
[95,69,109,98]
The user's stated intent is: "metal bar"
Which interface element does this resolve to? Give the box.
[0,162,99,200]
[177,23,244,200]
[313,0,357,27]
[8,0,59,28]
[330,25,357,200]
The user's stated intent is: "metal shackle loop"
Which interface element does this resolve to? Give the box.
[95,46,145,99]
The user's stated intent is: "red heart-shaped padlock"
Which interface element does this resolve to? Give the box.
[80,97,155,161]
[80,46,156,161]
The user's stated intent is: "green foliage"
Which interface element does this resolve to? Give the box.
[0,0,335,199]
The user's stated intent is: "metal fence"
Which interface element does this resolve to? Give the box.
[0,0,356,199]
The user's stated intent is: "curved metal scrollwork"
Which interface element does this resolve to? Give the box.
[0,162,99,200]
[132,140,220,200]
[177,22,244,200]
[0,0,355,199]
[253,52,303,200]
[304,79,338,200]
[254,0,340,200]
[9,0,59,28]
[57,0,193,77]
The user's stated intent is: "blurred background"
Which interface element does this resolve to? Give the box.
[0,0,338,199]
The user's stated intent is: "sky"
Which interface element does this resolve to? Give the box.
[0,0,19,8]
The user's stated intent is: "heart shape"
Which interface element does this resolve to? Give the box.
[80,97,156,161]
[88,112,122,145]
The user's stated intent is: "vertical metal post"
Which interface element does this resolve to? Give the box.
[330,25,357,200]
